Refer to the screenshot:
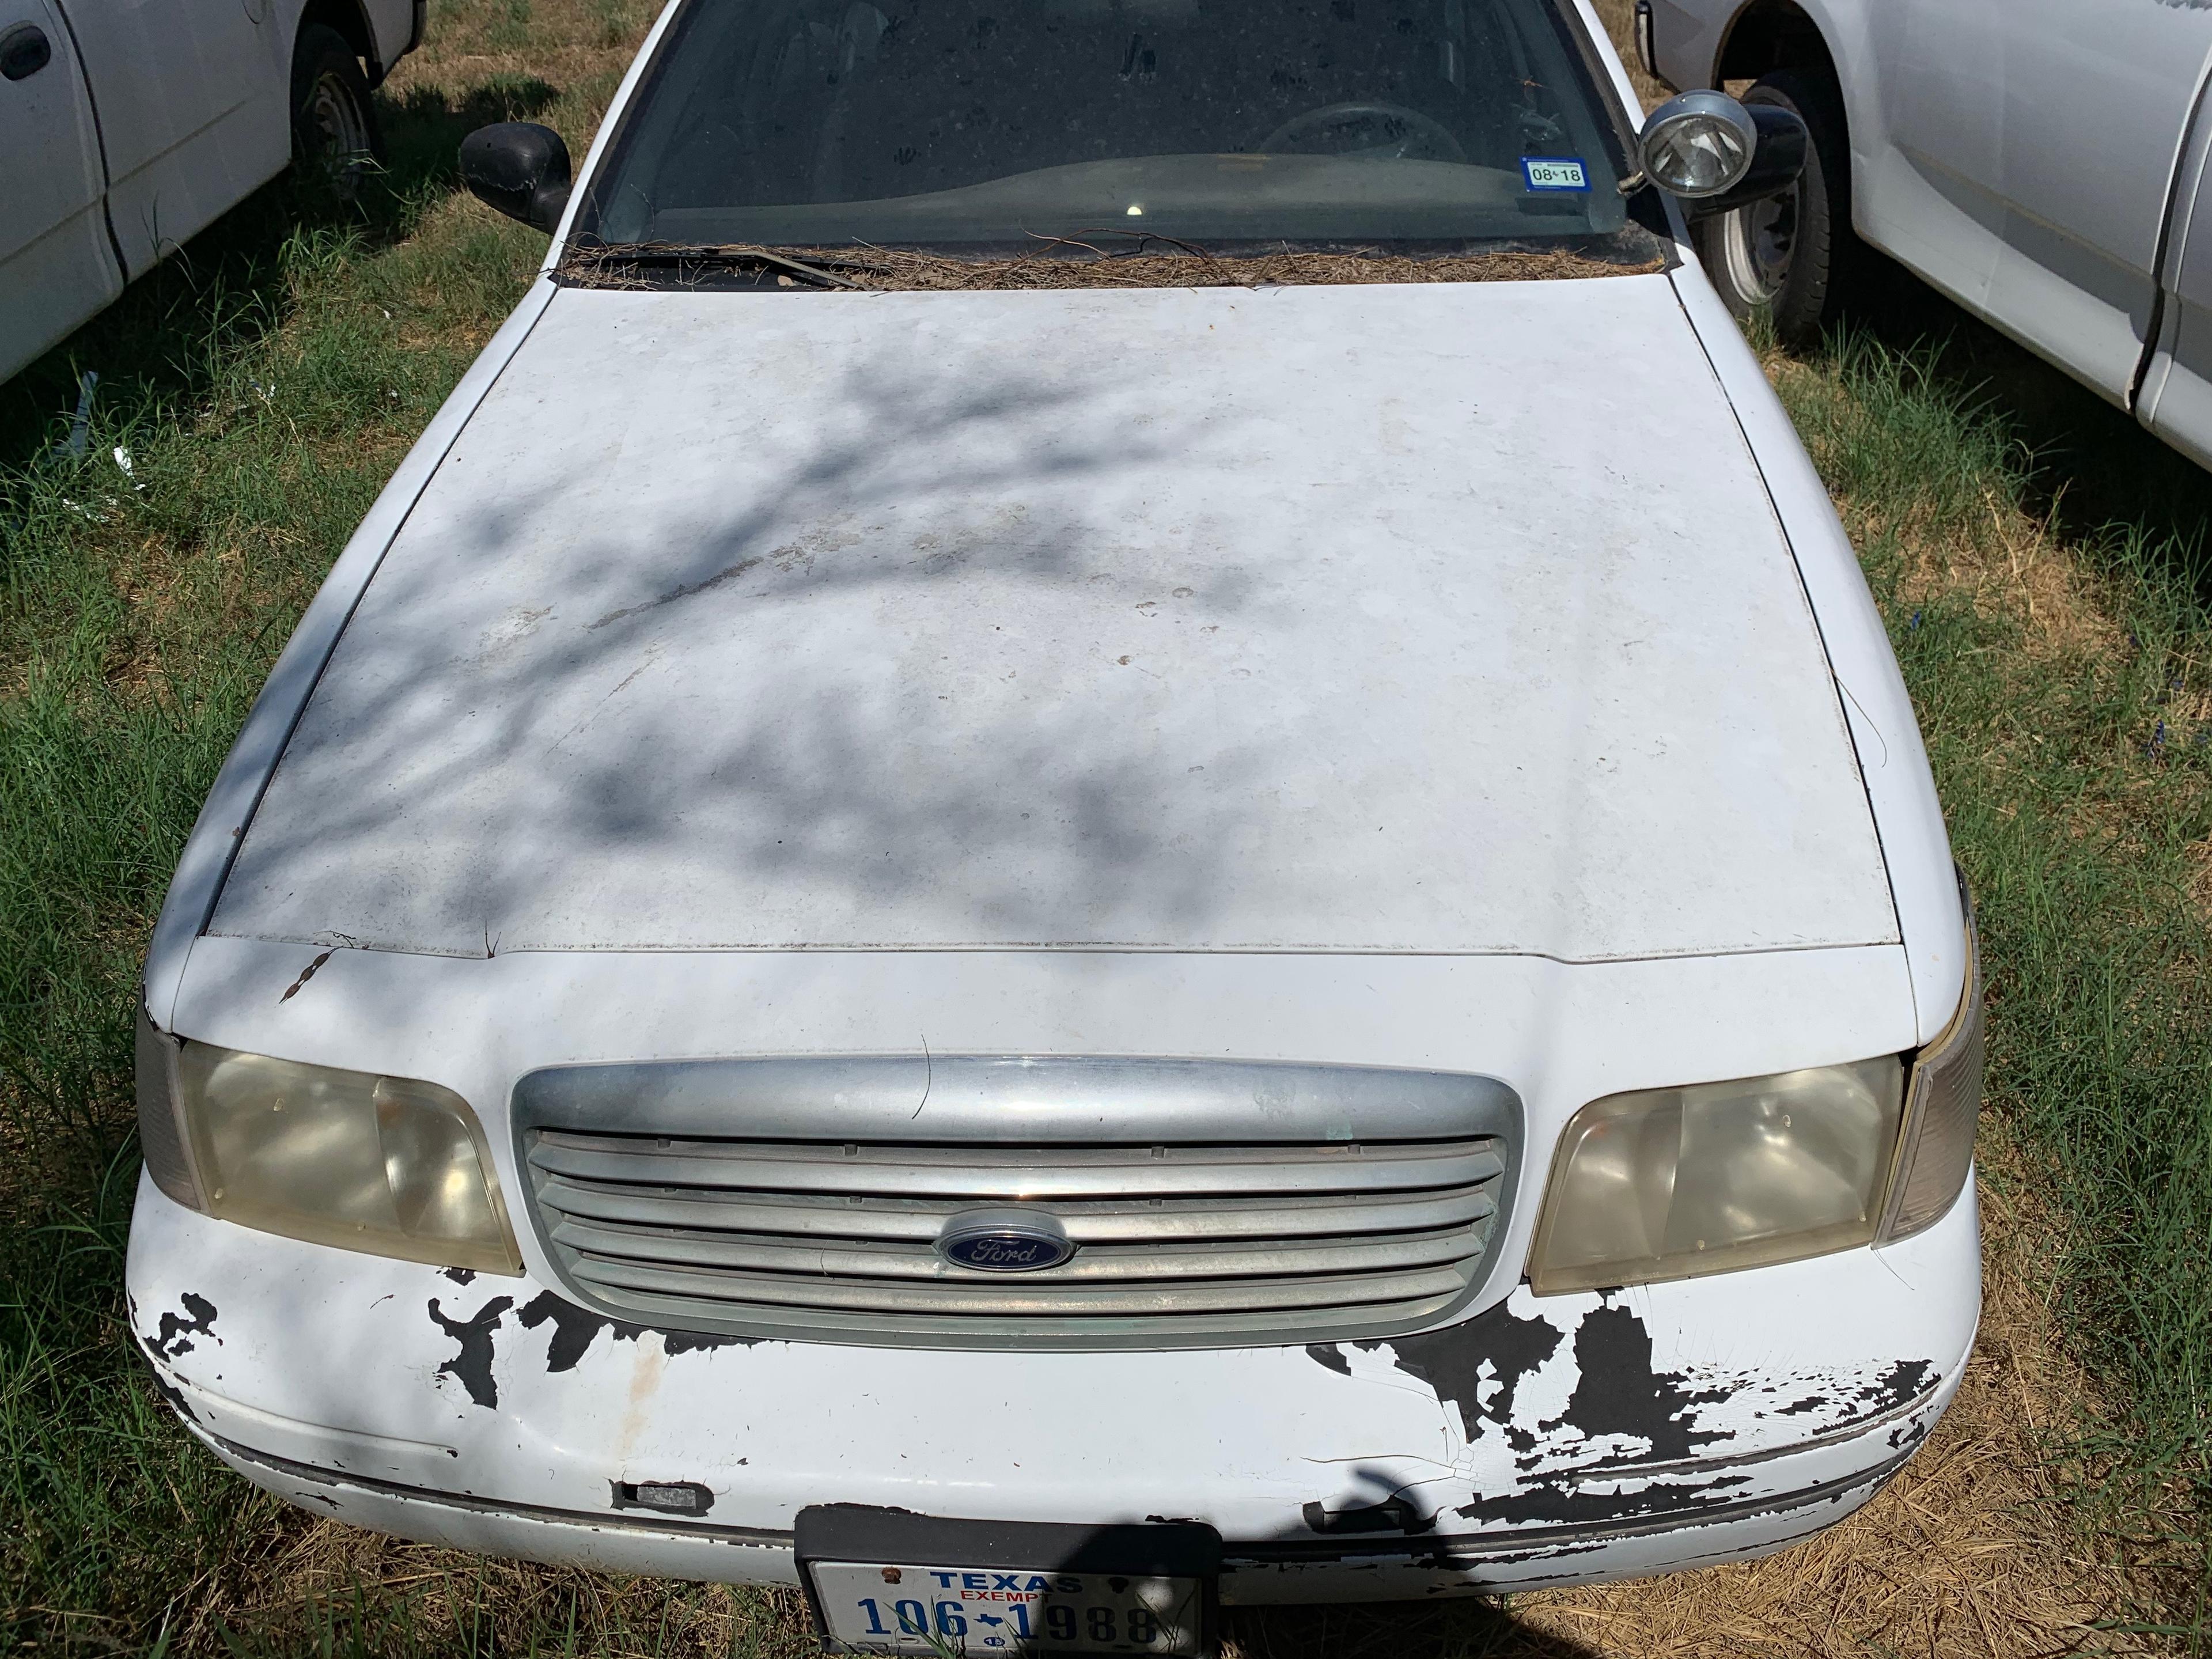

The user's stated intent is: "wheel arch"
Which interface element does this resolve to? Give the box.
[294,0,393,85]
[1714,0,1839,90]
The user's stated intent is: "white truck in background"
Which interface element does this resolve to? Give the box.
[1637,0,2212,471]
[0,0,422,385]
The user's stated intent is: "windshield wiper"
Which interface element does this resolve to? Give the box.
[565,243,869,290]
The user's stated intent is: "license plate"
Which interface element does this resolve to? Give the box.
[808,1562,1205,1654]
[796,1506,1220,1658]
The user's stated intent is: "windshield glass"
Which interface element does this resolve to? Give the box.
[575,0,1638,252]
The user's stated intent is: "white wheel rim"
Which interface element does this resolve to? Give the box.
[309,70,372,186]
[1719,179,1801,308]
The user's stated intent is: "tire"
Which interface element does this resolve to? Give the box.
[290,22,382,200]
[1692,69,1857,349]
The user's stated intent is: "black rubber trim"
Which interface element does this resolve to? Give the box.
[200,1428,792,1548]
[199,1426,1914,1568]
[798,1506,1222,1575]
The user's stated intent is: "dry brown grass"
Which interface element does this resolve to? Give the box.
[1588,0,1671,112]
[381,0,652,130]
[208,1523,825,1657]
[1767,351,2125,666]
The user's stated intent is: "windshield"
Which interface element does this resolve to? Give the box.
[575,0,1641,253]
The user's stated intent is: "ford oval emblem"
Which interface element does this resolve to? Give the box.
[936,1208,1075,1272]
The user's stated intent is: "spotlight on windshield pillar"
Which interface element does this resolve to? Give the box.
[1638,89,1757,198]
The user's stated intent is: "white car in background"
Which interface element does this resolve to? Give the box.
[1639,0,2212,470]
[128,0,1983,1642]
[0,0,419,384]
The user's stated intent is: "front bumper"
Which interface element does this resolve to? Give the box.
[128,1171,1979,1601]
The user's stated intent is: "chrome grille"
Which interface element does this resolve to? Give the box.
[528,1135,1506,1344]
[515,1056,1520,1349]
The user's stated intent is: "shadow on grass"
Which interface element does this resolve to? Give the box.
[1835,248,2212,589]
[0,75,557,470]
[378,74,564,201]
[1224,1598,1602,1659]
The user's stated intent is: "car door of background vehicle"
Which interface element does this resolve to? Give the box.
[2134,105,2212,471]
[1862,0,2212,408]
[0,0,122,382]
[56,0,291,279]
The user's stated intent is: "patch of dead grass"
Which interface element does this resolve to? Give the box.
[1766,351,2123,665]
[381,0,649,125]
[1588,0,1671,112]
[171,1512,823,1657]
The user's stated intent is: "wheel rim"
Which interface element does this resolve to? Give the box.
[1719,179,1800,308]
[307,70,372,192]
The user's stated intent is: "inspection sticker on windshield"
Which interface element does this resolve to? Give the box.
[1522,156,1590,191]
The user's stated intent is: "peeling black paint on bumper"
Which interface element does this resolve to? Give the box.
[191,1425,1922,1600]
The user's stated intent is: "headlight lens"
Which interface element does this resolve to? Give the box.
[1530,885,1984,1293]
[162,1044,521,1274]
[1878,889,1984,1242]
[1529,1058,1904,1296]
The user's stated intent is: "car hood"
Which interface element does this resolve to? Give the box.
[210,274,1898,961]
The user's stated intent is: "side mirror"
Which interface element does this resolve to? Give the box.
[1638,90,1808,218]
[460,122,572,233]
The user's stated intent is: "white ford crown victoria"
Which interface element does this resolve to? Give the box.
[127,0,1981,1643]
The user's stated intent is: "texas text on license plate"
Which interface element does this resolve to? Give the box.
[796,1506,1222,1657]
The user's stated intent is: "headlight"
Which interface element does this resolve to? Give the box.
[137,1036,521,1274]
[1529,1059,1904,1295]
[1878,885,1984,1241]
[1529,885,1983,1294]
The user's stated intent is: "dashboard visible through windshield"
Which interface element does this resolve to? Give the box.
[571,0,1659,274]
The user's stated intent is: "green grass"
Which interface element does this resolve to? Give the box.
[1781,326,2212,1611]
[7,22,2212,1653]
[0,48,587,1658]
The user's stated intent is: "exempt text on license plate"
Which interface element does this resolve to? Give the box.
[808,1560,1207,1655]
